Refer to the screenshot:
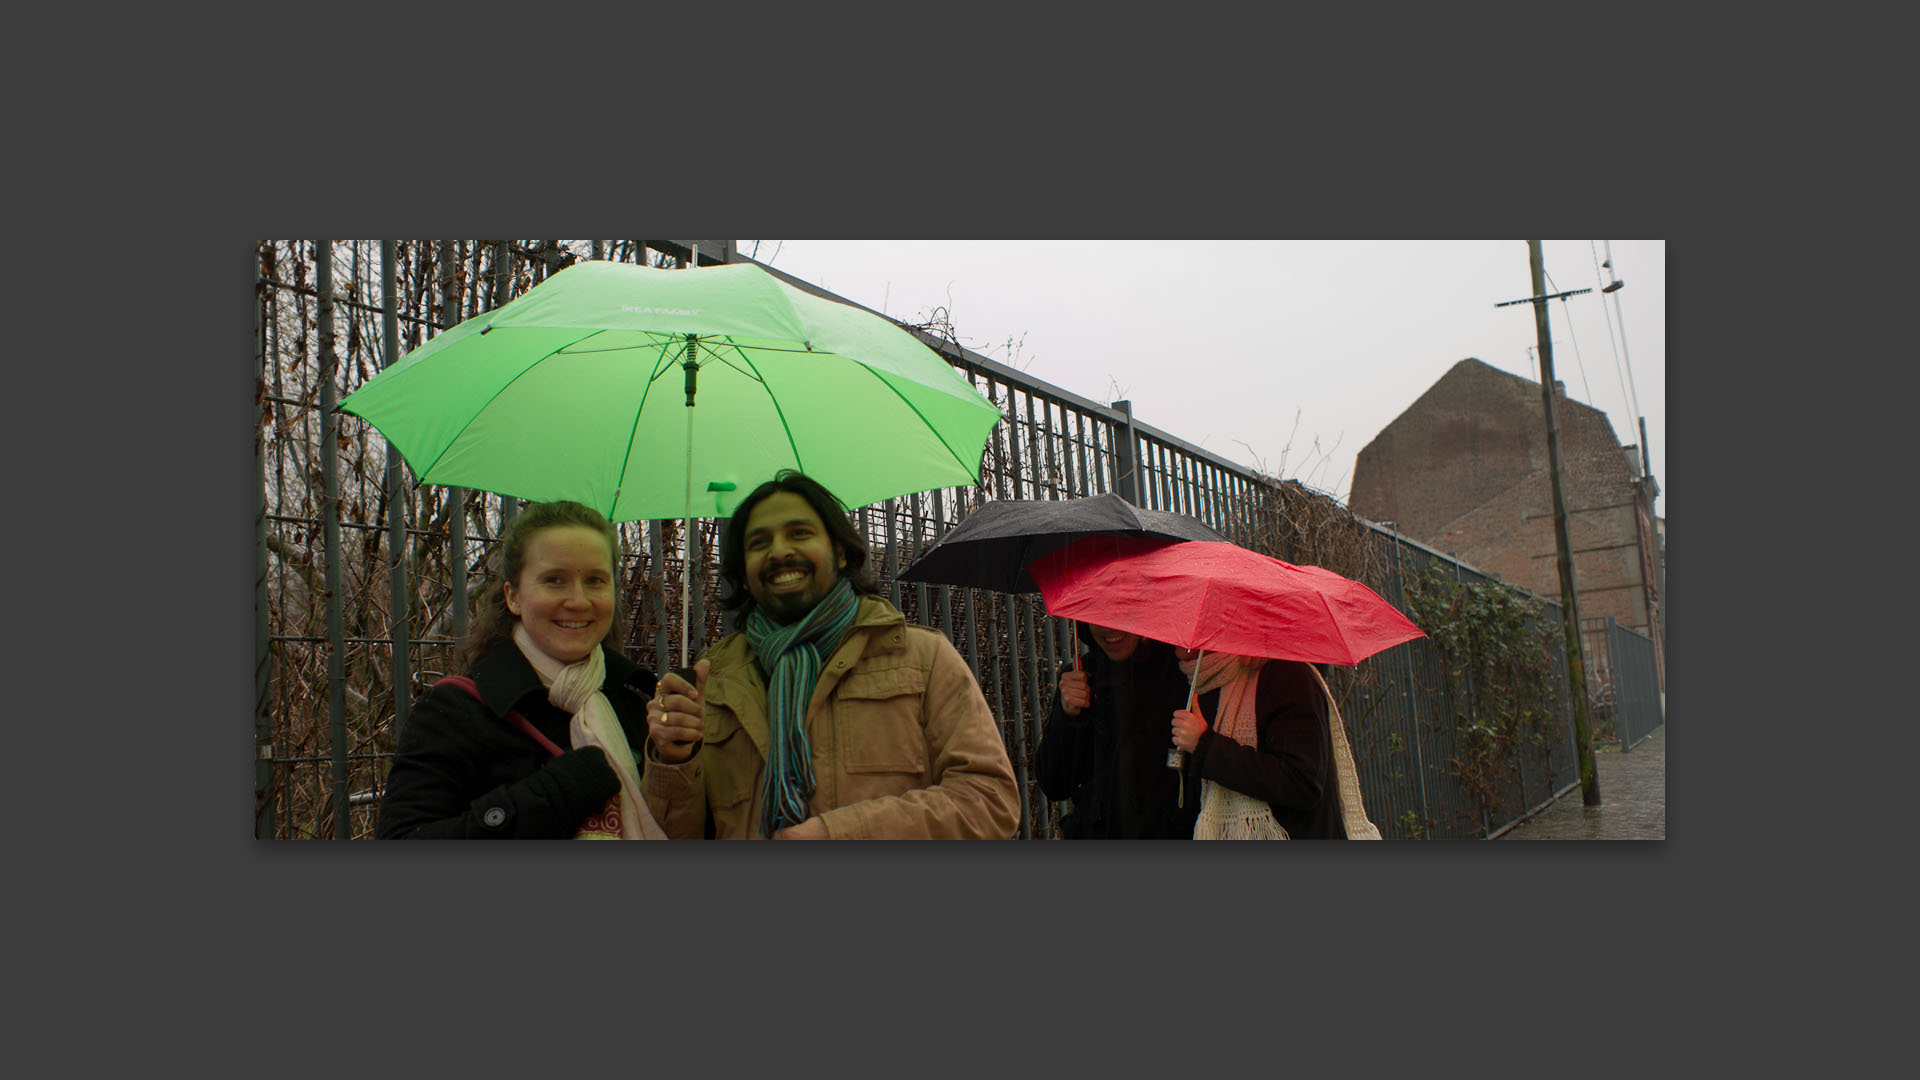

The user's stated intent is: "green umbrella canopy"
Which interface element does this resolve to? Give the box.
[339,260,1004,521]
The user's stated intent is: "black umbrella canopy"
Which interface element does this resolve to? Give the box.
[898,491,1229,594]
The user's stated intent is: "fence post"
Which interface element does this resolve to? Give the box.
[1111,400,1141,505]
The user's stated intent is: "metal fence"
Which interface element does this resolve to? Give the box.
[1580,616,1666,751]
[256,238,1627,840]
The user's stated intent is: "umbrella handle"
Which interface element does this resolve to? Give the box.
[1170,646,1203,803]
[1071,619,1082,674]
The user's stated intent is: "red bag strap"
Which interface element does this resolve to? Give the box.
[436,675,565,758]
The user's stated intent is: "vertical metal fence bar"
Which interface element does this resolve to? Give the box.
[316,241,350,840]
[266,249,294,836]
[933,488,955,643]
[1155,442,1170,512]
[993,592,1031,839]
[1049,398,1072,497]
[1021,598,1049,838]
[965,579,982,724]
[381,242,411,747]
[1139,437,1156,509]
[650,520,668,672]
[438,241,470,647]
[690,521,706,661]
[254,245,275,840]
[1027,394,1049,499]
[1076,410,1097,496]
[1387,528,1430,834]
[883,497,899,609]
[910,492,928,623]
[1006,385,1025,500]
[1152,441,1170,511]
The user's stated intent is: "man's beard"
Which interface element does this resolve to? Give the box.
[758,557,832,624]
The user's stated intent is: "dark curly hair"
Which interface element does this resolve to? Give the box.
[458,500,628,672]
[719,470,879,615]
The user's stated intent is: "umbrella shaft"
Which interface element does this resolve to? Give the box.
[682,358,695,667]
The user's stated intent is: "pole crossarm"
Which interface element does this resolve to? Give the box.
[1494,287,1592,307]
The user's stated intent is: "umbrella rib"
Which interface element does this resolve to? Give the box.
[718,341,808,473]
[705,342,769,385]
[407,330,603,482]
[552,329,682,355]
[839,357,995,479]
[1313,590,1354,664]
[609,337,691,518]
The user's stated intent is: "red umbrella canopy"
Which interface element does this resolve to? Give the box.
[1027,536,1426,667]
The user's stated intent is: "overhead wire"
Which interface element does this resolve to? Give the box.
[1590,241,1641,428]
[1602,240,1644,425]
[1542,268,1596,407]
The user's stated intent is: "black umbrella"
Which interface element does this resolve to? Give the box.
[900,492,1228,675]
[899,492,1228,594]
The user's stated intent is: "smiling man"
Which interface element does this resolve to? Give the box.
[641,470,1019,840]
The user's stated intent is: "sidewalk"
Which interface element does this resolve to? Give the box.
[1496,724,1665,840]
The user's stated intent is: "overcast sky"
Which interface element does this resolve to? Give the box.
[736,240,1666,519]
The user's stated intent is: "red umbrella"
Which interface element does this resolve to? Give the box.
[1026,536,1425,667]
[1029,535,1416,831]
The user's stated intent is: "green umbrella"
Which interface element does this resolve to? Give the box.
[339,258,1003,661]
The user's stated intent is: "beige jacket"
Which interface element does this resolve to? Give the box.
[642,596,1020,839]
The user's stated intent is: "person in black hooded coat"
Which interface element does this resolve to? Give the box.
[1034,622,1196,838]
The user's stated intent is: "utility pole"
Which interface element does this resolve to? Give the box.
[1498,242,1601,806]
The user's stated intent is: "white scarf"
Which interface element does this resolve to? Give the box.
[513,624,667,840]
[1180,652,1286,840]
[1179,651,1381,840]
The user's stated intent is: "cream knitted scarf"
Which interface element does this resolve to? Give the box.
[1179,651,1381,840]
[513,624,667,840]
[1181,652,1286,840]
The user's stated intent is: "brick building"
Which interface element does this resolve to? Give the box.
[1349,358,1663,688]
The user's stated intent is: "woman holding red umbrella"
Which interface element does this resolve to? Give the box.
[1168,648,1347,839]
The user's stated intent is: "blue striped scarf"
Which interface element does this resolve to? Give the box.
[744,578,862,837]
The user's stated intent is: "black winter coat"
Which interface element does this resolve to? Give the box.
[1034,637,1196,839]
[377,641,657,839]
[1186,659,1346,839]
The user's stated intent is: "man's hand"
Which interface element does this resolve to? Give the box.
[1058,670,1092,717]
[647,659,710,764]
[773,817,829,840]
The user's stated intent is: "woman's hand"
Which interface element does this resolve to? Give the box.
[647,659,710,764]
[1171,708,1208,752]
[1058,670,1092,716]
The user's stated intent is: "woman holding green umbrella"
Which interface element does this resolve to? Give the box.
[378,501,706,839]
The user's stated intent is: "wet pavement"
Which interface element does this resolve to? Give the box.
[1496,724,1665,840]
